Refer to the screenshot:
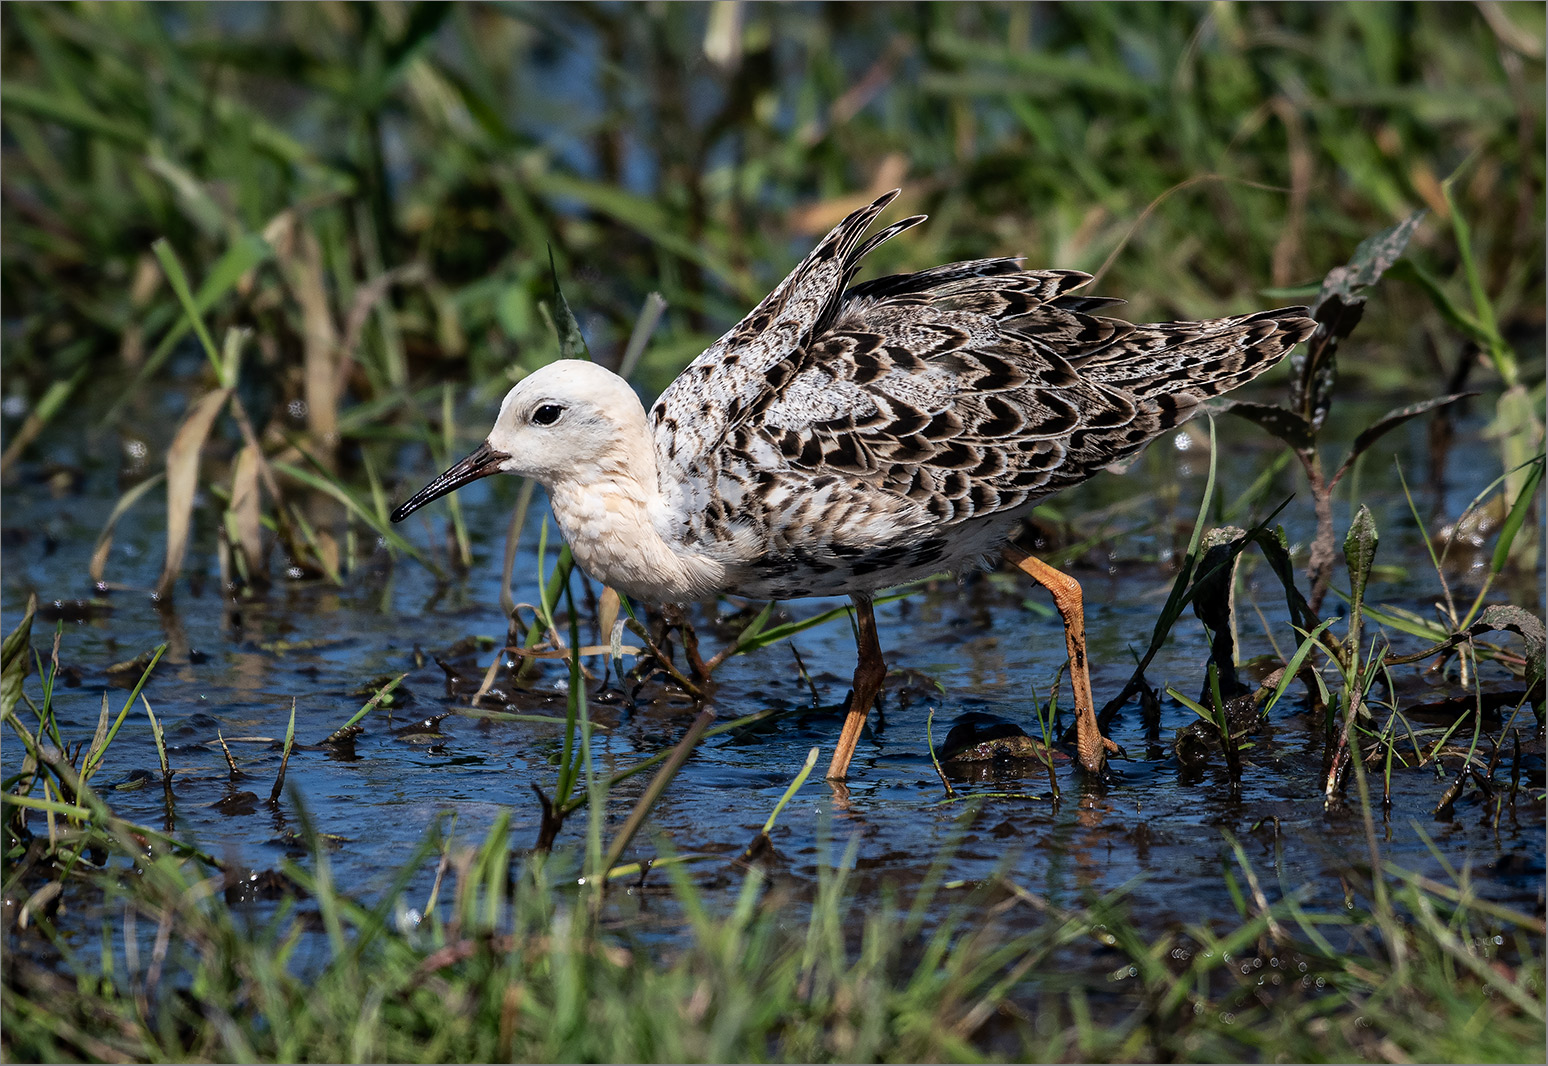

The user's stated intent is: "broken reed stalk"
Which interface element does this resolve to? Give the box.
[624,617,705,699]
[599,706,717,881]
[925,708,955,798]
[320,674,406,746]
[662,605,710,681]
[555,706,792,818]
[1029,677,1061,803]
[215,731,241,779]
[1207,664,1243,798]
[499,478,538,618]
[142,694,176,829]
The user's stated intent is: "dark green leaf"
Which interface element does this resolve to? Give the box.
[1190,528,1248,692]
[1249,525,1320,635]
[0,80,146,147]
[384,2,453,72]
[1294,209,1426,430]
[1219,401,1315,451]
[1190,527,1246,635]
[1316,210,1427,302]
[1343,506,1379,617]
[1383,604,1545,706]
[1097,495,1296,723]
[1,594,37,718]
[1292,295,1361,430]
[1472,605,1545,698]
[1329,393,1478,488]
[547,246,591,361]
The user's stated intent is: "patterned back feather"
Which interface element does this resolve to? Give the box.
[651,191,1314,599]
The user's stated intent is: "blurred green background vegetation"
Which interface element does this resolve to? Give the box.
[2,1,1543,441]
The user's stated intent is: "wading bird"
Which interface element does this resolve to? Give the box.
[392,190,1313,780]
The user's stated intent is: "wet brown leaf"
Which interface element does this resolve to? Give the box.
[89,472,166,588]
[229,441,266,583]
[155,387,233,601]
[266,213,340,467]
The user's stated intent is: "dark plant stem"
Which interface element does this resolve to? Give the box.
[1208,665,1243,799]
[600,707,716,886]
[1301,447,1336,615]
[531,784,562,852]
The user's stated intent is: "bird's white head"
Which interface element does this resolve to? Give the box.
[390,359,652,523]
[487,359,650,482]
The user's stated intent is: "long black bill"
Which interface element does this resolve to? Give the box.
[390,441,511,523]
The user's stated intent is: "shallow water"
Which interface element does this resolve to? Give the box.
[3,391,1543,963]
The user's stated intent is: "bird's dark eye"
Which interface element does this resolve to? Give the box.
[531,404,564,426]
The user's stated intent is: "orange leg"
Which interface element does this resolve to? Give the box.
[1003,545,1116,773]
[826,594,887,781]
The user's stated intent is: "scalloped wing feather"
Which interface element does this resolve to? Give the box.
[648,195,1314,598]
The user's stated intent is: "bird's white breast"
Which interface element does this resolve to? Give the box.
[546,476,727,604]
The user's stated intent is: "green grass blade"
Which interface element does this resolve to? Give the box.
[149,239,223,381]
[762,746,820,835]
[82,644,167,782]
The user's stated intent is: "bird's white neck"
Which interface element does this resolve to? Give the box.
[544,444,726,605]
